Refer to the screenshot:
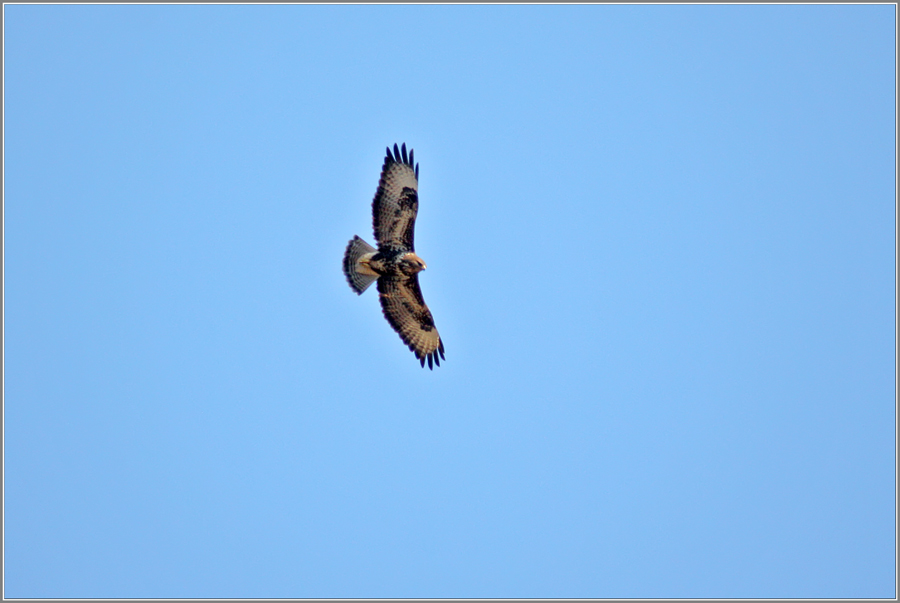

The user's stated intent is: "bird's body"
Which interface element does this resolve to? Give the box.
[342,143,445,369]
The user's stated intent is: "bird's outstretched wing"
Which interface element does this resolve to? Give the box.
[372,143,419,251]
[377,273,445,369]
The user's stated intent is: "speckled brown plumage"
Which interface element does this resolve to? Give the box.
[342,144,445,369]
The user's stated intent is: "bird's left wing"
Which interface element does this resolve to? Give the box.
[372,143,419,251]
[377,273,445,369]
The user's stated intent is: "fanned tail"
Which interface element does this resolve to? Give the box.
[342,236,378,294]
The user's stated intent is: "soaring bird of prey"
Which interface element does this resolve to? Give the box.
[342,143,445,369]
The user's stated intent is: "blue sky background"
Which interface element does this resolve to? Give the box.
[3,4,895,599]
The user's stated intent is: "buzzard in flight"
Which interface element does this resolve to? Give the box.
[342,143,445,369]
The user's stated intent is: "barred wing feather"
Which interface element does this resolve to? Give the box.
[372,143,419,251]
[376,274,445,369]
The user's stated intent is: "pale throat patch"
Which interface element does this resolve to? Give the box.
[403,252,427,270]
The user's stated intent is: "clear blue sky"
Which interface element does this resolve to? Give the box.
[4,4,895,599]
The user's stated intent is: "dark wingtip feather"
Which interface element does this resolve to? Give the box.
[434,352,440,367]
[419,356,425,368]
[427,354,433,370]
[386,143,417,172]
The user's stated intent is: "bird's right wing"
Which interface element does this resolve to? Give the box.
[376,273,444,369]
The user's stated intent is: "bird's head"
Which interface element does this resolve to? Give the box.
[399,252,427,275]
